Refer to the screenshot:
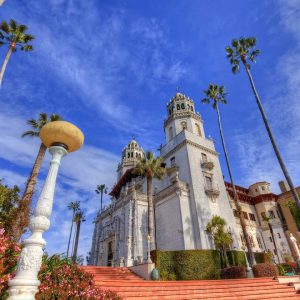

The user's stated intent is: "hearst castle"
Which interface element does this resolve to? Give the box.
[89,92,296,267]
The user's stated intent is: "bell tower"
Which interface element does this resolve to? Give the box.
[164,93,205,142]
[158,92,239,251]
[117,139,144,180]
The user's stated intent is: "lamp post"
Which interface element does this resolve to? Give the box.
[241,245,254,278]
[8,121,84,300]
[147,234,152,263]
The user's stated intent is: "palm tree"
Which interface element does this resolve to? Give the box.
[202,84,256,266]
[72,210,86,263]
[262,214,280,263]
[0,19,34,87]
[132,151,165,250]
[11,112,61,241]
[206,215,233,268]
[95,184,107,212]
[225,37,300,212]
[66,201,80,258]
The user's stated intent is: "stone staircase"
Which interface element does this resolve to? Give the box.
[84,266,300,300]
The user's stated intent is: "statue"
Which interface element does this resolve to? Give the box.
[289,233,300,266]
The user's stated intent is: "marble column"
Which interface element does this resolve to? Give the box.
[8,146,67,300]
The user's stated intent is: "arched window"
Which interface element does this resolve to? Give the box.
[176,104,180,110]
[181,121,187,130]
[181,103,185,109]
[127,152,130,158]
[195,123,202,136]
[169,127,173,140]
[190,106,194,112]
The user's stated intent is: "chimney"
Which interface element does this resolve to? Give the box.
[278,180,290,193]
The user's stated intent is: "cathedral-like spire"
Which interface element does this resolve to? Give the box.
[166,92,195,117]
[117,139,145,179]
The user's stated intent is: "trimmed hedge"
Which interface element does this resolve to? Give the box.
[151,250,272,280]
[221,266,247,279]
[151,250,221,280]
[253,263,278,277]
[227,251,272,267]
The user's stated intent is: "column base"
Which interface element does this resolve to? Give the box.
[8,278,40,300]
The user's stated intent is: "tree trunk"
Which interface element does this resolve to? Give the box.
[100,190,103,212]
[215,103,256,266]
[268,221,280,263]
[244,63,300,211]
[66,211,75,257]
[147,175,155,249]
[0,45,13,87]
[11,143,47,241]
[72,221,81,263]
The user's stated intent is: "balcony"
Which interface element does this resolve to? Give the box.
[205,183,220,197]
[201,158,214,170]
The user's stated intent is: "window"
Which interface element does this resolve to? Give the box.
[170,157,176,168]
[262,186,265,191]
[249,213,256,222]
[268,210,275,219]
[255,188,258,192]
[169,127,173,140]
[243,211,249,220]
[168,109,172,115]
[190,106,194,112]
[277,233,281,239]
[181,103,185,109]
[205,176,212,189]
[195,123,202,137]
[181,121,187,130]
[233,209,238,218]
[201,153,207,162]
[240,234,246,246]
[249,235,255,247]
[176,104,180,110]
[130,152,133,158]
[257,236,263,249]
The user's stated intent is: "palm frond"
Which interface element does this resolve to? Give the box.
[21,45,33,52]
[50,114,61,121]
[0,21,10,34]
[26,119,39,129]
[22,130,38,138]
[9,19,17,32]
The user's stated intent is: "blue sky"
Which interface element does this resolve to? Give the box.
[0,0,299,260]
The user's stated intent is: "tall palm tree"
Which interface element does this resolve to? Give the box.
[133,151,165,250]
[262,214,280,263]
[95,184,107,212]
[202,84,256,266]
[11,112,61,241]
[0,19,34,87]
[225,37,300,211]
[72,210,86,263]
[66,201,80,257]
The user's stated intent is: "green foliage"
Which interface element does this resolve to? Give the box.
[225,36,260,73]
[151,250,221,280]
[286,200,300,230]
[0,19,34,51]
[202,84,227,109]
[132,151,165,180]
[227,250,271,266]
[0,180,20,234]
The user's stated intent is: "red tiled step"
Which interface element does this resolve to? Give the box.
[83,267,300,300]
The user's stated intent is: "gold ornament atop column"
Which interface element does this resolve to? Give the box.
[39,120,84,152]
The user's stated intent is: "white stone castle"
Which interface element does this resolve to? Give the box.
[89,92,291,267]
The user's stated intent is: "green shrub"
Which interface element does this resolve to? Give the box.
[151,250,221,280]
[220,266,246,279]
[253,263,278,278]
[227,250,271,267]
